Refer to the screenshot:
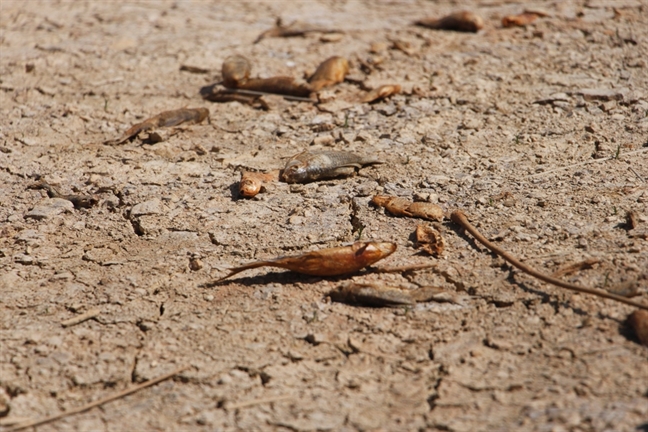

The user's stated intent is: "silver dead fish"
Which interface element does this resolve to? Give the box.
[281,150,382,184]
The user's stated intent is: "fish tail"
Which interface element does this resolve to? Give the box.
[216,261,269,282]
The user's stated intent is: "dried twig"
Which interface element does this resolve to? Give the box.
[225,394,292,410]
[529,148,648,178]
[218,88,315,103]
[450,210,648,311]
[373,263,437,273]
[550,258,601,278]
[61,307,101,328]
[9,366,189,432]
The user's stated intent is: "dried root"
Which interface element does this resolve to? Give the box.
[450,210,648,311]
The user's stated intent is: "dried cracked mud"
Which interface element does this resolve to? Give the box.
[1,1,647,431]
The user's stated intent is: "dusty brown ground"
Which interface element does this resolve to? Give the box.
[1,0,648,431]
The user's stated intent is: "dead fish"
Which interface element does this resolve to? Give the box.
[281,150,382,184]
[309,56,349,91]
[239,170,280,198]
[217,241,397,282]
[415,11,484,33]
[329,281,452,307]
[29,181,98,209]
[371,195,444,221]
[238,76,313,98]
[407,202,444,221]
[222,55,252,88]
[361,84,401,103]
[501,12,539,28]
[415,224,445,256]
[106,108,210,145]
[629,309,648,347]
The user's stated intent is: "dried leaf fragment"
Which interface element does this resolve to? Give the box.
[371,195,444,221]
[217,241,397,282]
[309,56,349,91]
[329,282,452,307]
[415,11,484,33]
[239,170,280,198]
[361,84,401,103]
[629,310,648,346]
[502,12,539,28]
[415,224,445,256]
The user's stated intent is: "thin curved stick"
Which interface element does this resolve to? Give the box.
[450,210,648,311]
[9,366,189,431]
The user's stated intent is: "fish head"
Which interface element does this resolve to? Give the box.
[222,55,252,88]
[196,108,210,122]
[281,160,309,183]
[354,241,397,265]
[239,179,260,197]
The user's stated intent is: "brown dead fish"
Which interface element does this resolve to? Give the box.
[29,181,98,209]
[501,12,538,28]
[281,150,382,184]
[106,108,210,145]
[238,76,313,98]
[361,84,401,103]
[371,195,444,221]
[217,241,397,282]
[415,11,484,33]
[222,55,252,88]
[629,309,648,347]
[239,170,280,198]
[309,56,349,91]
[329,282,452,307]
